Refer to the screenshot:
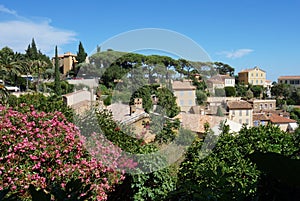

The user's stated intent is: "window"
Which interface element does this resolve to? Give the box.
[232,110,235,115]
[188,91,193,96]
[260,104,263,110]
[251,80,253,84]
[256,80,258,84]
[261,73,263,77]
[180,91,184,96]
[254,120,259,127]
[290,80,295,84]
[265,104,268,109]
[256,73,258,77]
[246,110,249,116]
[270,103,273,108]
[295,80,300,85]
[239,110,242,116]
[188,99,193,106]
[251,73,253,77]
[246,119,249,125]
[261,80,263,84]
[180,100,184,106]
[239,119,242,124]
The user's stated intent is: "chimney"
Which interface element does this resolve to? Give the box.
[130,105,136,116]
[134,98,143,109]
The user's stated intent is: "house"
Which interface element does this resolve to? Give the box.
[106,100,155,143]
[253,113,270,127]
[227,100,253,126]
[172,80,196,113]
[179,113,225,137]
[268,113,298,132]
[52,52,77,75]
[238,66,266,86]
[63,89,96,114]
[248,99,276,112]
[278,76,300,87]
[207,74,235,95]
[206,97,241,115]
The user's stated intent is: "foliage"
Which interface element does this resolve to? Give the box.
[46,81,74,95]
[130,85,154,113]
[196,89,207,105]
[175,128,196,147]
[245,89,254,100]
[76,41,88,64]
[250,85,263,98]
[214,88,225,97]
[7,93,75,123]
[0,105,130,200]
[154,119,180,144]
[156,87,180,118]
[235,84,247,97]
[174,124,299,200]
[213,62,235,77]
[216,106,224,117]
[249,152,300,201]
[54,46,62,96]
[224,86,236,97]
[96,109,178,201]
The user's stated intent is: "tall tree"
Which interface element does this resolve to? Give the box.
[25,38,38,60]
[76,41,87,64]
[54,46,62,96]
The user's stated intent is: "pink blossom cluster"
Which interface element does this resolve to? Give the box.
[0,104,136,200]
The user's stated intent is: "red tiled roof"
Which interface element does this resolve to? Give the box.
[269,113,296,124]
[278,76,300,80]
[227,100,252,109]
[239,66,266,73]
[253,113,270,121]
[172,80,196,90]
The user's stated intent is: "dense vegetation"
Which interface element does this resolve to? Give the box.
[1,43,300,201]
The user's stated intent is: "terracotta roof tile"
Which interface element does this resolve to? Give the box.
[172,80,196,90]
[269,113,296,124]
[253,113,270,121]
[227,100,252,109]
[180,114,224,133]
[278,76,300,80]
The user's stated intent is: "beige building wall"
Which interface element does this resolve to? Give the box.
[52,52,77,75]
[229,109,253,127]
[172,80,196,113]
[174,90,196,112]
[252,99,276,112]
[238,66,266,86]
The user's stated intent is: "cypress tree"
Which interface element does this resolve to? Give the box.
[54,46,62,96]
[76,41,87,63]
[25,38,38,60]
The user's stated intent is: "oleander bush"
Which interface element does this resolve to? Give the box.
[0,104,135,200]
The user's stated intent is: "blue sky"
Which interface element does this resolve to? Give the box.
[0,0,299,81]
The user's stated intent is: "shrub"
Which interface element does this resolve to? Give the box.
[0,105,134,200]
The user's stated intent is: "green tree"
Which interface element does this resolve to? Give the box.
[76,41,88,64]
[25,38,38,60]
[173,124,299,200]
[54,46,62,96]
[0,47,23,86]
[156,87,180,118]
[224,86,236,97]
[196,89,207,105]
[246,89,254,99]
[251,85,263,98]
[216,105,224,117]
[213,62,235,76]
